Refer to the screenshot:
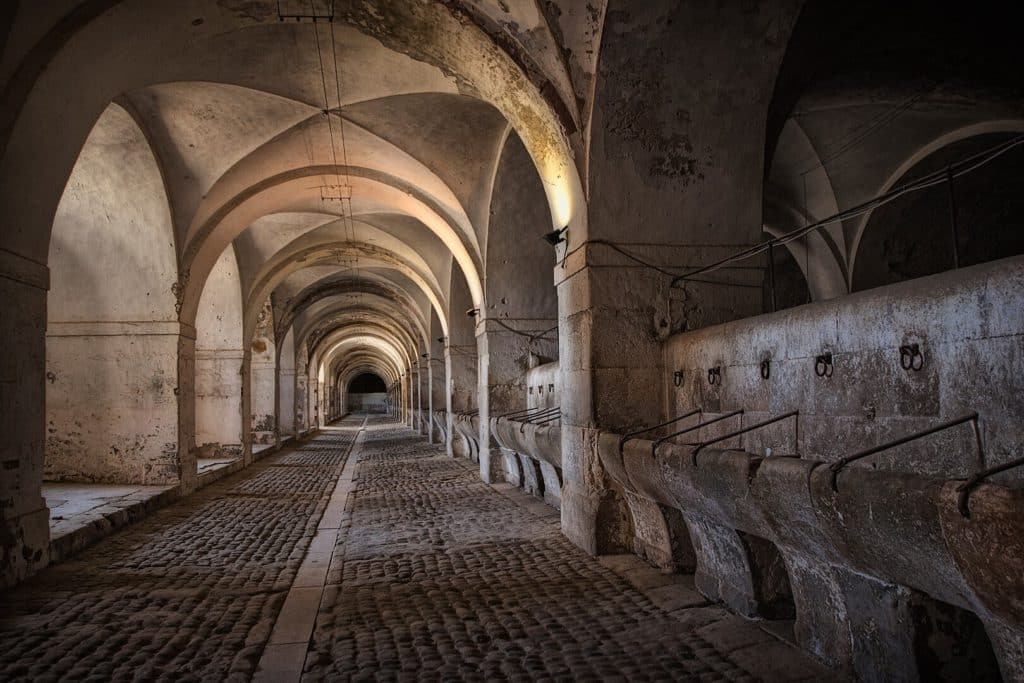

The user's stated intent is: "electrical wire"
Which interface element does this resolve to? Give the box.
[490,317,558,343]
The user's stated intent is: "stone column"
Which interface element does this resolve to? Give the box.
[0,253,50,586]
[475,318,558,483]
[426,362,435,444]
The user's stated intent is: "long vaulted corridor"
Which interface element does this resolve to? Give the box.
[0,418,827,682]
[3,2,1024,680]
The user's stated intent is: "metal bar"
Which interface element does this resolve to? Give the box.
[619,408,702,454]
[533,413,562,426]
[828,412,980,492]
[691,410,799,465]
[652,410,744,457]
[496,406,539,419]
[956,455,1024,518]
[521,408,561,432]
[500,406,558,423]
[520,407,560,424]
[947,166,960,269]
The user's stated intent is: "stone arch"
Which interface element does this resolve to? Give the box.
[849,122,1024,288]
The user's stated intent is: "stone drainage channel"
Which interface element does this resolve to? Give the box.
[254,416,368,681]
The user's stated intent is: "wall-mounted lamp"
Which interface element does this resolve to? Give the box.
[466,307,480,318]
[542,226,568,246]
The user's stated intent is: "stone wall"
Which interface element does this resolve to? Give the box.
[45,326,181,484]
[525,361,559,411]
[663,254,1024,481]
[348,393,387,412]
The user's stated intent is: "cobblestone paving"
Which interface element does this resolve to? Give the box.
[304,423,777,682]
[0,420,360,683]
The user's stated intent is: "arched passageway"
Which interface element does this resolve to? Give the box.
[1,2,1023,681]
[345,372,388,413]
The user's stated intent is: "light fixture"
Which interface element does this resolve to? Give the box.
[542,226,568,246]
[466,307,480,318]
[437,336,446,344]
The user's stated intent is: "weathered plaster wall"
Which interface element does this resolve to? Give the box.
[195,246,243,453]
[45,103,181,485]
[45,334,180,484]
[448,268,478,413]
[348,393,388,412]
[525,361,559,411]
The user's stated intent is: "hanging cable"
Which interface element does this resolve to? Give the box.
[489,317,558,343]
[327,2,358,263]
[309,3,342,204]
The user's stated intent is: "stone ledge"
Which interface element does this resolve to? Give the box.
[48,485,180,565]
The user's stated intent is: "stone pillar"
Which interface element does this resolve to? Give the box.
[416,364,426,435]
[295,349,308,436]
[0,254,50,586]
[555,249,669,553]
[475,319,558,483]
[177,330,198,494]
[426,362,435,444]
[278,365,295,441]
[556,1,801,554]
[443,348,454,457]
[404,377,409,423]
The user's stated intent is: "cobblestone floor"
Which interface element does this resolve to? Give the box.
[0,420,361,683]
[303,421,829,682]
[0,418,830,682]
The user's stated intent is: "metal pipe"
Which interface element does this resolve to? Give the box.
[691,410,799,466]
[619,408,702,454]
[652,410,744,457]
[827,412,981,492]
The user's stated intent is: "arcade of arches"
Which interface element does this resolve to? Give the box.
[1,2,1022,680]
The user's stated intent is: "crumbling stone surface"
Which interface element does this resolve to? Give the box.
[0,429,356,682]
